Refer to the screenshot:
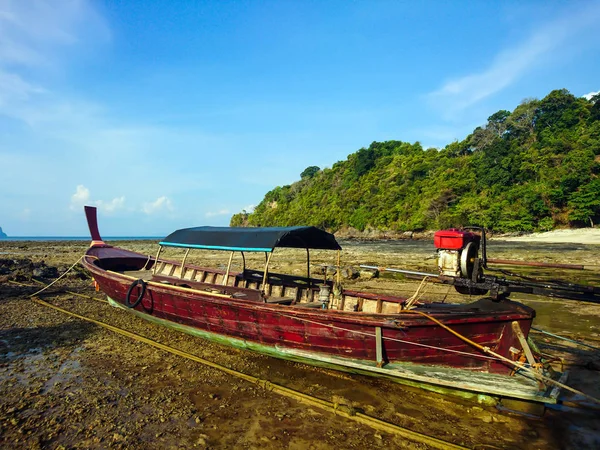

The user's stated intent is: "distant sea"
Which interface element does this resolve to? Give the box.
[1,236,162,241]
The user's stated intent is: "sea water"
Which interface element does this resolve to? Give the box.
[0,236,162,241]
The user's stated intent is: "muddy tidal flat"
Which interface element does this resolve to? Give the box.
[1,238,599,449]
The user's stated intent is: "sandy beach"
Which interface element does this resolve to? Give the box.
[495,228,600,245]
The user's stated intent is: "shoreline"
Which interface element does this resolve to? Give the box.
[495,228,600,244]
[337,228,600,245]
[2,229,599,245]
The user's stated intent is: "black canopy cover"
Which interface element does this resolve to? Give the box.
[160,226,342,252]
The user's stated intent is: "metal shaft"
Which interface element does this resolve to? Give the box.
[487,258,584,270]
[359,265,439,278]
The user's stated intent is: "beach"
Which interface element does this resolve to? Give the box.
[496,228,600,245]
[1,239,599,449]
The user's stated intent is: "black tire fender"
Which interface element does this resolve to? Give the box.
[126,279,147,308]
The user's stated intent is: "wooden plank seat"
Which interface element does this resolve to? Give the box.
[264,297,295,305]
[151,274,262,301]
[293,301,324,308]
[241,269,323,288]
[123,270,154,281]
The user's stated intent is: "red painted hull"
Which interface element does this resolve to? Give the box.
[82,245,535,376]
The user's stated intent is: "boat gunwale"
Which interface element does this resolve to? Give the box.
[82,249,535,327]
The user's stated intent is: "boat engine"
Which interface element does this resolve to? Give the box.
[434,229,481,280]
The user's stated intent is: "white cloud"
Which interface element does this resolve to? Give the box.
[143,196,174,215]
[97,196,126,213]
[427,4,600,119]
[70,184,90,210]
[70,184,126,214]
[243,204,256,213]
[583,91,599,101]
[205,209,230,218]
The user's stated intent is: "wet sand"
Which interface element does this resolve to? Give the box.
[1,239,599,449]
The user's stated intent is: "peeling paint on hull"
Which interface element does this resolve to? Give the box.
[107,296,558,405]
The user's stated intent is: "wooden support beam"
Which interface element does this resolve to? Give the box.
[223,251,234,286]
[152,246,163,275]
[512,321,536,367]
[375,326,384,368]
[180,248,191,279]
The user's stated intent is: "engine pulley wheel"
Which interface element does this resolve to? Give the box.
[460,241,478,280]
[456,242,488,296]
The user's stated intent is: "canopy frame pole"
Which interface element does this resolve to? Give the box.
[180,248,191,279]
[337,250,341,286]
[153,246,163,275]
[261,251,274,296]
[241,252,246,273]
[306,248,310,285]
[223,251,234,286]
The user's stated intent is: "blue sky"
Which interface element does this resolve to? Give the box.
[0,0,599,236]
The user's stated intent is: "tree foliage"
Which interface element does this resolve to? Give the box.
[300,166,320,179]
[231,89,600,232]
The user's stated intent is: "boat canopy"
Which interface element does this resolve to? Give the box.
[159,226,342,252]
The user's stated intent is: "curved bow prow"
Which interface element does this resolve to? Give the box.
[84,206,108,248]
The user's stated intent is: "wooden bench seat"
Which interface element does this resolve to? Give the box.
[123,270,154,281]
[265,297,295,305]
[293,301,324,309]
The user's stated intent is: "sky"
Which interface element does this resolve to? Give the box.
[0,0,599,236]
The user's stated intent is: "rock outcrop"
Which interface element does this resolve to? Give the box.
[0,227,7,239]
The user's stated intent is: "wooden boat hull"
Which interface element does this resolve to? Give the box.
[81,245,565,405]
[104,294,560,406]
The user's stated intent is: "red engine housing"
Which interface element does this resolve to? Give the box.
[434,229,480,250]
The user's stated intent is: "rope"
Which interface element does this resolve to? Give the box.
[404,276,429,309]
[8,280,108,303]
[531,327,600,351]
[279,310,600,404]
[28,257,82,298]
[9,278,497,362]
[29,295,467,450]
[398,310,600,405]
[142,254,152,270]
[15,257,599,404]
[278,313,499,362]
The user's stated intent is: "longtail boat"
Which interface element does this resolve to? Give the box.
[81,206,566,407]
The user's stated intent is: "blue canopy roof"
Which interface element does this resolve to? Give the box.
[159,226,342,252]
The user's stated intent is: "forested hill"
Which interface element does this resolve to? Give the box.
[231,89,600,233]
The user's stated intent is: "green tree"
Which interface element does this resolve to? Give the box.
[487,110,511,137]
[300,166,320,179]
[568,178,600,227]
[231,87,600,233]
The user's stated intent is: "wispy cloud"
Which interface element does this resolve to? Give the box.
[427,4,600,119]
[97,196,126,213]
[143,196,174,215]
[205,209,230,218]
[70,185,126,214]
[0,71,44,109]
[0,0,109,124]
[20,208,31,220]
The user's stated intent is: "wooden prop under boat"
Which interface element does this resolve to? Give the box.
[81,206,565,407]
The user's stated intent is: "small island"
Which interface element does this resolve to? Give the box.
[0,227,7,239]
